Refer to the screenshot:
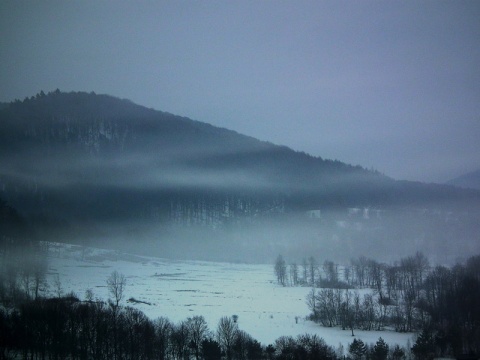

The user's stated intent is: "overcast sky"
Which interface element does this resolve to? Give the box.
[1,0,479,183]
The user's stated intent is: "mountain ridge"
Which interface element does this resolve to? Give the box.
[0,91,383,192]
[1,90,479,262]
[447,169,480,190]
[1,90,479,212]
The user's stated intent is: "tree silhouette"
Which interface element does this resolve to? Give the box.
[349,338,366,360]
[107,271,126,308]
[372,337,389,360]
[274,255,287,286]
[202,338,222,360]
[217,316,238,360]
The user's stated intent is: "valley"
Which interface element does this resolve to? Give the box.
[46,242,414,350]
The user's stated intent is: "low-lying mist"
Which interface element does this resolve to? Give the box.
[40,204,479,266]
[1,91,480,266]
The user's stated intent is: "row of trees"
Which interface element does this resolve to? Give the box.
[274,256,325,288]
[0,267,409,360]
[169,193,285,228]
[0,291,411,360]
[275,253,430,292]
[274,256,348,289]
[273,335,406,360]
[306,285,433,339]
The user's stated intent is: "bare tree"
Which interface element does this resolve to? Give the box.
[368,259,384,300]
[302,258,308,284]
[107,270,126,308]
[187,316,209,360]
[344,265,352,286]
[32,261,46,300]
[306,288,317,320]
[171,320,191,360]
[20,266,32,299]
[351,256,368,287]
[316,289,337,327]
[323,260,338,284]
[217,316,238,360]
[28,245,48,300]
[53,274,63,298]
[341,290,359,336]
[308,256,318,286]
[154,317,173,360]
[290,262,299,286]
[123,307,149,360]
[274,255,287,286]
[107,271,126,360]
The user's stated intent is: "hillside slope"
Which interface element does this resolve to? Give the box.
[447,169,480,190]
[1,91,479,261]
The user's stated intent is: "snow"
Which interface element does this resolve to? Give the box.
[45,242,414,349]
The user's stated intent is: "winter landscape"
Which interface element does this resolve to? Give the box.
[46,242,414,350]
[2,1,480,359]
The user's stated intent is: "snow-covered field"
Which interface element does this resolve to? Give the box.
[46,242,414,350]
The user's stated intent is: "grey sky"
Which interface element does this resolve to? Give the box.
[1,0,479,183]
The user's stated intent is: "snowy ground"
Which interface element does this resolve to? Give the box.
[45,242,414,350]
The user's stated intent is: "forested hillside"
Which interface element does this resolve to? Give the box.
[1,91,479,262]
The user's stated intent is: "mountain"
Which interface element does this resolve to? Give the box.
[447,169,480,190]
[1,90,479,262]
